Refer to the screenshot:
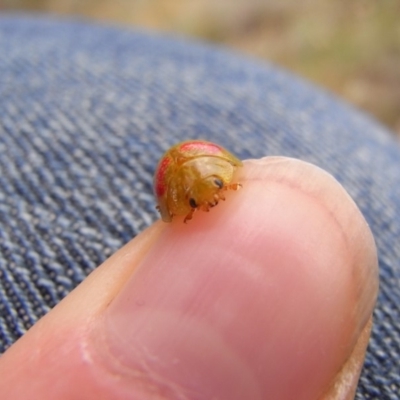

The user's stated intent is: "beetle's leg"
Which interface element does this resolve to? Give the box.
[200,202,211,212]
[225,182,242,191]
[184,208,195,223]
[218,192,225,201]
[210,193,219,207]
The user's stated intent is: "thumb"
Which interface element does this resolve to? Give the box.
[0,157,378,400]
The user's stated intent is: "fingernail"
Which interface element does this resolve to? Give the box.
[321,317,373,400]
[95,157,379,399]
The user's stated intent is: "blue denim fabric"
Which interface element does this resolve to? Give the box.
[0,15,399,398]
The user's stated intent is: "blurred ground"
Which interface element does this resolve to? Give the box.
[3,0,400,135]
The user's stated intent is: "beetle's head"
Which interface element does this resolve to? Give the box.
[188,176,224,210]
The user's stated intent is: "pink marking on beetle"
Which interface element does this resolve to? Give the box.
[155,156,171,197]
[179,141,223,155]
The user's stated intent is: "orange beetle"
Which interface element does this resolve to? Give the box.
[154,140,243,223]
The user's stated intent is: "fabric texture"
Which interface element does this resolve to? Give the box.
[0,15,399,399]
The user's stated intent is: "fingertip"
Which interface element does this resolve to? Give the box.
[96,157,378,399]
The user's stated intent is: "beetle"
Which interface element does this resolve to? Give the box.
[154,140,243,223]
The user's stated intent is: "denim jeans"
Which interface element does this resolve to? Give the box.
[0,15,399,399]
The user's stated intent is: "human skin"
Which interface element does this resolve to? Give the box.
[0,157,379,399]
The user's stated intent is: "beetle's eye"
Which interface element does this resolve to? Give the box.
[214,178,223,189]
[189,198,197,208]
